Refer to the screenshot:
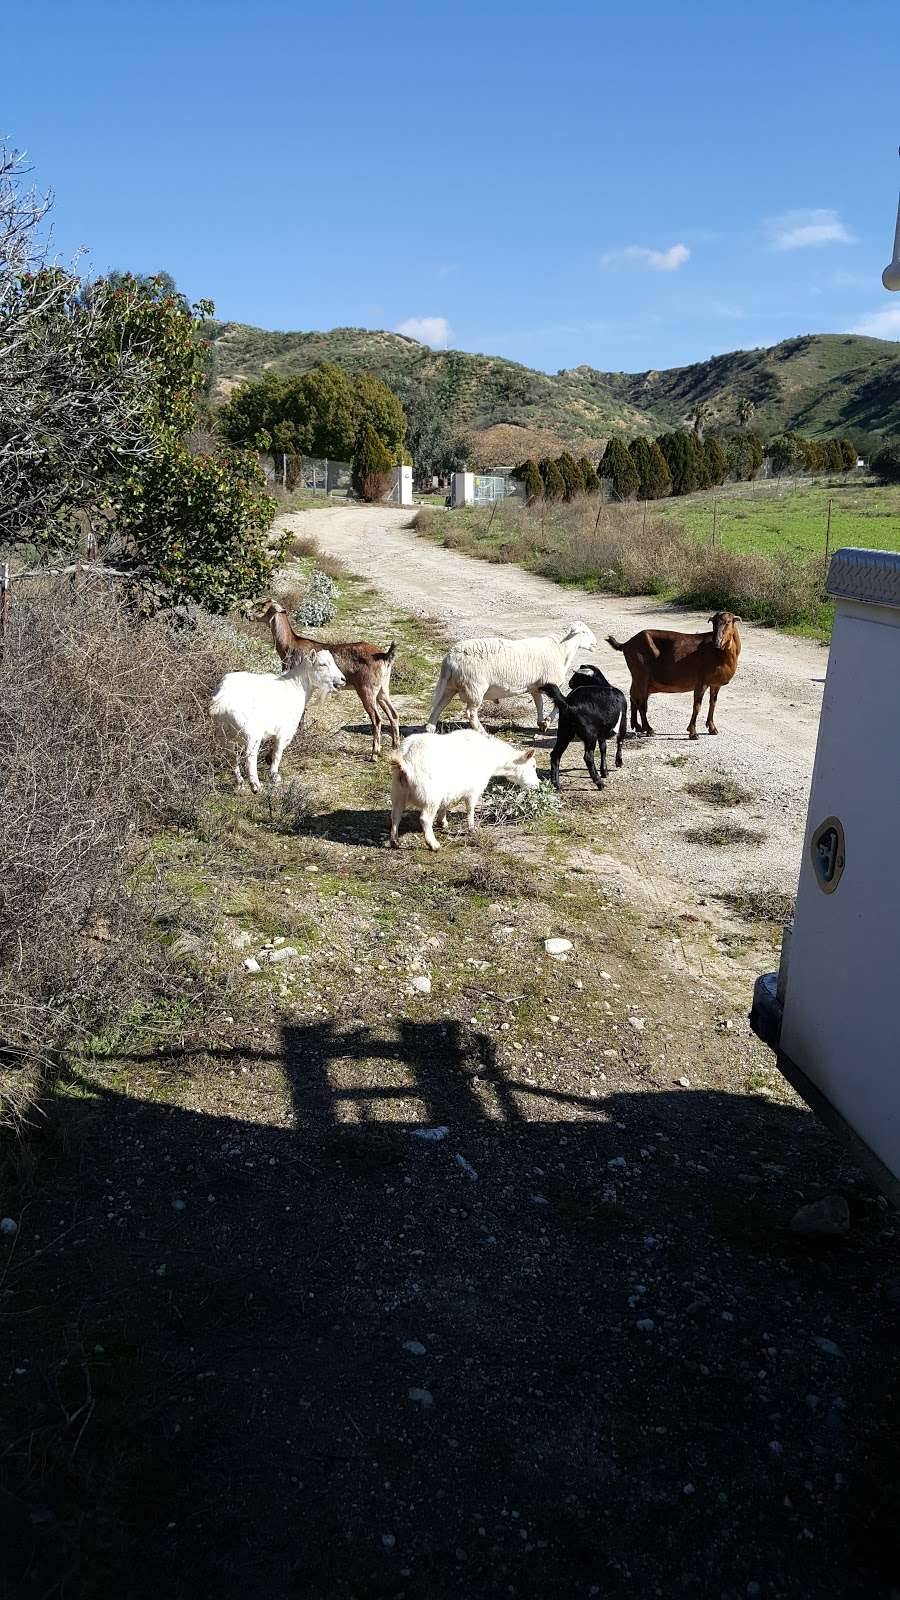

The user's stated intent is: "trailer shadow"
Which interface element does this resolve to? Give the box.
[3,1016,898,1600]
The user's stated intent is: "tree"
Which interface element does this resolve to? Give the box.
[520,459,544,504]
[598,438,639,500]
[628,437,653,500]
[540,457,565,500]
[116,441,276,612]
[220,363,406,464]
[768,434,802,475]
[703,435,727,488]
[0,145,276,607]
[578,455,600,495]
[657,432,701,496]
[0,149,156,550]
[351,424,393,501]
[823,438,845,473]
[688,399,713,438]
[647,439,673,498]
[871,441,900,484]
[556,451,584,500]
[839,438,858,472]
[397,376,469,483]
[736,396,756,430]
[352,371,406,458]
[747,433,765,477]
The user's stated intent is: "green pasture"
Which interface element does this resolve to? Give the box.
[657,477,900,563]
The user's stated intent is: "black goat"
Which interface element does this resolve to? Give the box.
[540,664,628,792]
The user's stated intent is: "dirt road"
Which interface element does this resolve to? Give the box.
[282,505,825,935]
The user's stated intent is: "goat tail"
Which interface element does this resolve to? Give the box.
[539,682,568,714]
[389,751,411,784]
[606,634,625,652]
[376,640,397,663]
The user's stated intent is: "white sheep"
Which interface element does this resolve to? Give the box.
[389,729,539,850]
[426,620,597,733]
[210,648,345,792]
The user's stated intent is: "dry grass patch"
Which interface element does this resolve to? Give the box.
[684,822,766,848]
[685,776,755,807]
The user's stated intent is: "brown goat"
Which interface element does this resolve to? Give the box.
[606,611,742,740]
[258,600,400,760]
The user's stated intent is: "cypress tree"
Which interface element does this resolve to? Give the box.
[839,438,858,472]
[522,458,543,504]
[647,439,672,498]
[578,455,600,495]
[703,435,727,488]
[598,438,639,500]
[541,457,565,500]
[629,436,654,500]
[658,432,700,496]
[351,424,394,502]
[557,451,584,500]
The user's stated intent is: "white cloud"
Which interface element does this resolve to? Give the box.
[849,306,900,339]
[766,209,854,251]
[394,315,452,348]
[601,243,690,272]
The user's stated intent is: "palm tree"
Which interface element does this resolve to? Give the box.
[736,396,755,430]
[688,399,713,438]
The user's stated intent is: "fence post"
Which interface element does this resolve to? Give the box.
[282,452,287,490]
[824,495,833,578]
[712,500,718,548]
[325,458,329,497]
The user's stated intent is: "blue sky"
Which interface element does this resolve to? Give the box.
[4,0,900,374]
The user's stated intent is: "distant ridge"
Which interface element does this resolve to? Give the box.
[201,323,900,460]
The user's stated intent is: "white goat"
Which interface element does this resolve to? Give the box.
[210,648,345,792]
[426,620,597,733]
[389,729,539,851]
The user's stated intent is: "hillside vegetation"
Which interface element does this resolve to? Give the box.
[203,322,900,460]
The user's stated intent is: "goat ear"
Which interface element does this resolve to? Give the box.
[518,748,537,762]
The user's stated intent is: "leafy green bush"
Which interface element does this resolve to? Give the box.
[117,439,278,613]
[598,438,639,500]
[352,424,394,501]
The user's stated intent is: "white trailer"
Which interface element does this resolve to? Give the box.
[751,547,900,1202]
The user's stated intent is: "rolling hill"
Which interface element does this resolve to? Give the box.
[201,322,900,462]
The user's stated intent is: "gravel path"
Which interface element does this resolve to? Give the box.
[282,505,827,914]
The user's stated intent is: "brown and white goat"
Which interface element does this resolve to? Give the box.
[258,599,401,760]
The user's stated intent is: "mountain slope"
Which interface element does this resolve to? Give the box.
[202,323,900,456]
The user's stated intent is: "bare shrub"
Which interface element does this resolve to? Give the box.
[479,780,563,827]
[457,836,539,899]
[414,500,829,632]
[0,578,229,1129]
[266,777,315,834]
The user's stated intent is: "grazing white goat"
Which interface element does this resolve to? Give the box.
[426,620,597,733]
[210,648,345,792]
[389,729,539,851]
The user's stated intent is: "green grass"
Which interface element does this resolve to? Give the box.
[655,477,900,562]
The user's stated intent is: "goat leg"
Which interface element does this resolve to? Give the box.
[706,687,720,735]
[687,687,704,741]
[583,744,605,792]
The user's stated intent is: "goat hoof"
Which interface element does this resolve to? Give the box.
[707,726,718,736]
[688,730,699,741]
[388,837,400,850]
